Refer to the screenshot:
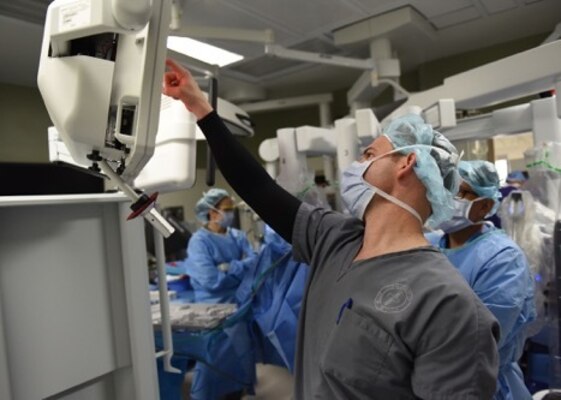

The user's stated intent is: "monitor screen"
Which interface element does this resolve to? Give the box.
[1,163,104,196]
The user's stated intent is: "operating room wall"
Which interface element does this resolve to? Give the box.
[491,132,534,172]
[0,83,50,163]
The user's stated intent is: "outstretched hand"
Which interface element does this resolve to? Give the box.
[163,58,213,120]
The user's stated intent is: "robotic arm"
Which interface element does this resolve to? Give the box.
[38,0,173,236]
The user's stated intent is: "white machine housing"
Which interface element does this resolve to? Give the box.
[134,95,254,192]
[385,40,561,124]
[134,95,198,193]
[0,194,160,400]
[37,0,171,183]
[259,108,381,190]
[49,94,254,193]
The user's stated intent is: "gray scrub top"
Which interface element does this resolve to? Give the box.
[292,204,500,400]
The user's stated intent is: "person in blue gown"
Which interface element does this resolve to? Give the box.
[428,160,536,400]
[184,188,257,304]
[182,188,258,399]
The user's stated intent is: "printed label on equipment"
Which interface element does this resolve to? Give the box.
[59,0,91,32]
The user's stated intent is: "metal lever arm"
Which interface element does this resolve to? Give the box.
[99,160,174,238]
[153,228,181,374]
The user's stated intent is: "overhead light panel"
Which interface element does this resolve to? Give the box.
[167,36,244,67]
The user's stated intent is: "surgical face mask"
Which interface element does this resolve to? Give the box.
[340,147,423,225]
[217,210,235,228]
[437,197,482,233]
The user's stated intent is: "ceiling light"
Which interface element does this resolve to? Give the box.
[167,36,244,67]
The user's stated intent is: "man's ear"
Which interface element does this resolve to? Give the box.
[397,152,417,178]
[406,152,417,168]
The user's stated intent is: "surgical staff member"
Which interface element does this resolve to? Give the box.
[185,188,256,303]
[163,58,500,399]
[430,160,536,400]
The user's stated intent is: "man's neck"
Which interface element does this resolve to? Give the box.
[447,224,483,249]
[355,201,428,261]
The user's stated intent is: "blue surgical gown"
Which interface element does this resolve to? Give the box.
[427,226,536,400]
[185,227,256,303]
[236,225,308,371]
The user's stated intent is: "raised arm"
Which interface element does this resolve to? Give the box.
[162,58,301,242]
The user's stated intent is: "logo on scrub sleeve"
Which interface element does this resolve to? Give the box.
[374,283,413,313]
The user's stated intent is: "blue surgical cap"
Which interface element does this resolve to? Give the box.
[458,160,501,216]
[384,114,460,227]
[506,170,527,183]
[195,188,230,223]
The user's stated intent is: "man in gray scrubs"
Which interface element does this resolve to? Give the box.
[163,58,500,399]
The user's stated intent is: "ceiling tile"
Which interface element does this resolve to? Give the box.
[411,0,475,18]
[226,0,365,36]
[344,0,409,14]
[181,0,298,45]
[429,6,482,29]
[479,0,518,14]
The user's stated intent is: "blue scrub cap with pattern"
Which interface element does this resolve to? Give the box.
[458,160,502,216]
[384,114,460,227]
[195,188,230,223]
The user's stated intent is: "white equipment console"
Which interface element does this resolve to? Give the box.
[38,0,174,238]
